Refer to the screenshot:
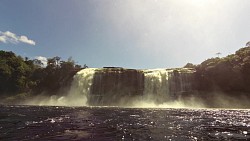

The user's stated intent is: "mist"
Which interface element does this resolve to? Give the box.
[20,90,250,109]
[18,67,250,109]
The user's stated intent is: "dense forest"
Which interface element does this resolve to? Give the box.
[0,50,86,103]
[1,44,250,104]
[184,44,250,100]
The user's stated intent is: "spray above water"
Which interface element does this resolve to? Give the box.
[25,67,248,108]
[25,68,199,107]
[64,68,196,107]
[66,68,98,106]
[136,68,199,108]
[143,69,171,102]
[25,68,98,106]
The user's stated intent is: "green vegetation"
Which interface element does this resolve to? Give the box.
[1,43,250,104]
[0,50,85,103]
[192,46,250,94]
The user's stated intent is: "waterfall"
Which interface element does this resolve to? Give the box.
[142,68,194,102]
[168,69,194,96]
[89,68,144,105]
[69,68,195,106]
[142,69,172,103]
[67,68,97,106]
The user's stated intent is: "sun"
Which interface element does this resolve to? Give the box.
[189,0,214,7]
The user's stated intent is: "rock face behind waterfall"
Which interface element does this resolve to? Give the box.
[143,68,194,103]
[169,69,195,97]
[89,68,144,105]
[72,68,195,106]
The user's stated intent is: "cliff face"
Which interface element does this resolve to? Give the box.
[72,68,195,106]
[169,69,195,96]
[89,68,144,105]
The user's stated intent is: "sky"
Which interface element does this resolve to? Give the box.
[0,0,250,69]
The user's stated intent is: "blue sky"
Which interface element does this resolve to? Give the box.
[0,0,250,69]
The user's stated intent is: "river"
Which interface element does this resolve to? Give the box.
[0,105,249,140]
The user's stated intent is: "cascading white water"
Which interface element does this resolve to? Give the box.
[68,68,195,106]
[66,68,97,106]
[142,69,172,102]
[25,68,98,106]
[142,68,194,102]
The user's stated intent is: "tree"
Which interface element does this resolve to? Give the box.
[215,52,221,57]
[0,51,36,95]
[32,56,83,94]
[183,63,196,68]
[0,50,85,97]
[246,41,250,47]
[33,59,44,68]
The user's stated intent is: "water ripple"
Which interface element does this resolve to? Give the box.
[0,105,250,140]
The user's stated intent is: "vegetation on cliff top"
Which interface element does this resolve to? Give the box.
[0,50,86,103]
[1,43,250,103]
[185,45,250,94]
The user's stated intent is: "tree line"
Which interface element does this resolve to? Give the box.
[1,44,250,103]
[0,50,86,98]
[184,45,250,95]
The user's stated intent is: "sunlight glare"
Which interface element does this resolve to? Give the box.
[189,0,212,7]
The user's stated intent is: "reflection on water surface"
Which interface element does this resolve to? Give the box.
[0,105,249,140]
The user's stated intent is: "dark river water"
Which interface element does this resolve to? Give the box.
[0,105,250,141]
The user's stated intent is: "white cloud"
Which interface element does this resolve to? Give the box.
[19,35,36,45]
[0,36,6,43]
[0,31,36,45]
[35,56,48,67]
